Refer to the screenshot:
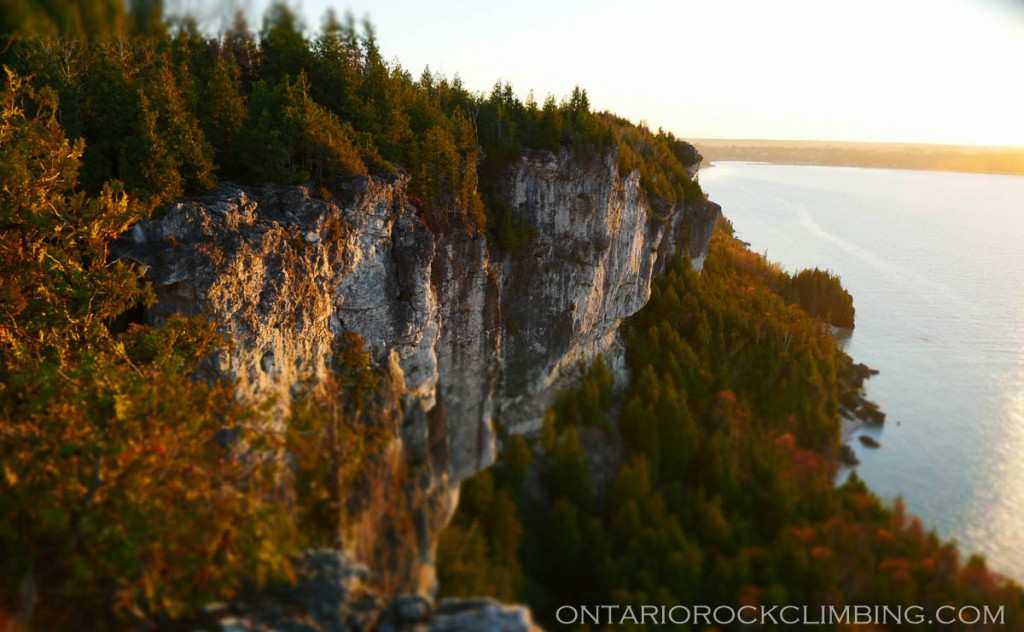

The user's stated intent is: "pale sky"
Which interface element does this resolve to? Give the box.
[181,0,1024,147]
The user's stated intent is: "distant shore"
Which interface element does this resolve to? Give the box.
[694,138,1024,176]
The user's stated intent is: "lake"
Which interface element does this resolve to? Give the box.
[700,161,1024,582]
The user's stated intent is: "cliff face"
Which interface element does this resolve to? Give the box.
[115,147,718,608]
[491,149,720,435]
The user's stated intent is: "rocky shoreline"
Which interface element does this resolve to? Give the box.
[838,361,884,466]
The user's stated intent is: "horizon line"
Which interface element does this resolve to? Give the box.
[686,137,1024,151]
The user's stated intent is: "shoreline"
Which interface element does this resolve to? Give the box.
[841,414,863,445]
[837,360,883,466]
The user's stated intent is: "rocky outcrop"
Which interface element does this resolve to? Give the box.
[115,146,717,625]
[429,218,502,483]
[120,175,444,426]
[118,175,463,599]
[425,599,540,632]
[193,551,539,632]
[491,149,719,434]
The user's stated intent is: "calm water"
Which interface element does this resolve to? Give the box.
[701,162,1024,582]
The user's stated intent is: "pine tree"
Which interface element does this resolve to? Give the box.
[258,1,310,84]
[0,67,295,625]
[197,56,246,168]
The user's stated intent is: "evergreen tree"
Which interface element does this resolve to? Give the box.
[196,56,246,166]
[258,1,310,84]
[0,68,295,625]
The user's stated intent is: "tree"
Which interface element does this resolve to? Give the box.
[0,68,294,626]
[258,1,311,84]
[127,0,164,37]
[0,0,128,41]
[196,56,246,165]
[234,73,367,183]
[310,10,367,126]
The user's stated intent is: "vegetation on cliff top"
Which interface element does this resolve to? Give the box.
[1,1,705,243]
[0,1,710,623]
[5,1,989,628]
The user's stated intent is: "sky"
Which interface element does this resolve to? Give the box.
[179,0,1024,147]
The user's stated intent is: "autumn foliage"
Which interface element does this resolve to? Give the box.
[0,68,298,626]
[439,222,1024,628]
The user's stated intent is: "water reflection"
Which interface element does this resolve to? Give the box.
[971,359,1024,578]
[701,162,1024,582]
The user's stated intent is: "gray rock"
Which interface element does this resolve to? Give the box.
[859,435,881,448]
[491,148,719,436]
[218,618,253,632]
[431,598,541,632]
[220,549,382,631]
[394,593,433,622]
[840,444,861,465]
[116,146,714,621]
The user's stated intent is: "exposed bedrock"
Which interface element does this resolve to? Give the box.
[115,146,718,620]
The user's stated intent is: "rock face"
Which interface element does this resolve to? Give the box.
[492,149,720,435]
[203,550,539,632]
[120,174,443,427]
[115,146,718,624]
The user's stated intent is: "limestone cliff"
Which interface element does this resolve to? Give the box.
[114,146,718,625]
[491,148,720,436]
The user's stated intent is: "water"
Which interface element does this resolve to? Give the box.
[700,161,1024,582]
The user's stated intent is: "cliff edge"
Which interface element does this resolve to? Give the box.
[114,146,718,628]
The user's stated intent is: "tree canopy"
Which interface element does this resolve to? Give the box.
[438,222,1022,627]
[2,1,706,247]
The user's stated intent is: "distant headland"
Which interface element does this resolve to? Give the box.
[694,138,1024,175]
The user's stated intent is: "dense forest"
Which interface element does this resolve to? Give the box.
[0,0,709,627]
[0,0,704,249]
[437,221,1023,628]
[2,0,1022,630]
